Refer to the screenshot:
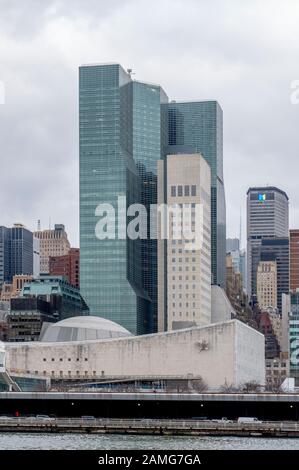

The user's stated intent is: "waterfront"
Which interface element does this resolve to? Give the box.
[1,433,299,450]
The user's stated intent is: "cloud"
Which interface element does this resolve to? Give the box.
[0,0,298,246]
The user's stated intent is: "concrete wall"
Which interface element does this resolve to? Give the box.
[4,320,265,389]
[234,321,265,386]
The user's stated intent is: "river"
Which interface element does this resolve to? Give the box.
[0,433,299,450]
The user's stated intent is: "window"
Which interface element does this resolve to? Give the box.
[178,185,183,196]
[171,186,176,197]
[191,185,196,196]
[184,185,190,196]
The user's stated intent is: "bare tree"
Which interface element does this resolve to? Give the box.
[191,377,208,392]
[220,383,240,393]
[241,381,262,393]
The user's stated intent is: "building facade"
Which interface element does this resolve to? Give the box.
[79,63,226,334]
[0,225,34,289]
[226,238,240,253]
[79,63,168,334]
[21,275,89,320]
[34,224,70,274]
[289,292,299,385]
[157,153,211,331]
[3,320,265,390]
[0,274,33,302]
[168,100,226,288]
[260,238,289,313]
[49,248,80,289]
[290,229,299,291]
[246,187,289,299]
[257,260,277,310]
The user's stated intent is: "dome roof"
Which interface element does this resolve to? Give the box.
[40,316,133,342]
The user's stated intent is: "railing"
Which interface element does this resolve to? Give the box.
[0,417,299,433]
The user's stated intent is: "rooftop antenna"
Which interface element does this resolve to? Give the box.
[127,68,135,77]
[37,219,41,231]
[49,217,51,230]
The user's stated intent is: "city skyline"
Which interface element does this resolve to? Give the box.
[0,1,299,247]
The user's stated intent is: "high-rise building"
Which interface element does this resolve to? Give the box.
[157,153,211,331]
[10,224,34,280]
[0,226,10,290]
[33,237,40,278]
[0,224,34,289]
[239,249,247,291]
[246,187,289,298]
[49,248,80,289]
[79,63,225,334]
[290,229,299,291]
[79,63,168,334]
[257,260,277,310]
[34,224,70,274]
[259,238,289,313]
[287,291,299,385]
[226,238,240,253]
[168,101,226,287]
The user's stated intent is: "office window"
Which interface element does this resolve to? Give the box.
[178,185,183,196]
[184,185,190,196]
[171,186,176,197]
[191,185,196,196]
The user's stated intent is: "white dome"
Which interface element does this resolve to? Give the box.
[40,316,133,342]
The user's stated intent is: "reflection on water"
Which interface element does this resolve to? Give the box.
[0,433,299,450]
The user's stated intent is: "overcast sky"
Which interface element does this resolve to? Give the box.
[0,0,298,247]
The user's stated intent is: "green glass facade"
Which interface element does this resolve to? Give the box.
[79,64,167,334]
[168,101,226,287]
[289,292,299,384]
[79,64,225,334]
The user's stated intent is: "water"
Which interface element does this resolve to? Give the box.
[0,433,299,450]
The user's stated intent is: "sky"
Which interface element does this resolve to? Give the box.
[0,0,298,247]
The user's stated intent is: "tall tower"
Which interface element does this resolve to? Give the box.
[167,101,226,287]
[157,153,211,331]
[79,64,168,334]
[246,187,289,299]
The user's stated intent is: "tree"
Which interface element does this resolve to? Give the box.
[241,381,262,393]
[191,377,208,392]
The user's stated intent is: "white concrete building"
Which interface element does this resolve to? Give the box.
[3,317,265,390]
[158,154,211,332]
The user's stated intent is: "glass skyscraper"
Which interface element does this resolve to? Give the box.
[0,224,34,289]
[79,64,167,334]
[246,187,289,299]
[79,64,226,333]
[167,101,226,287]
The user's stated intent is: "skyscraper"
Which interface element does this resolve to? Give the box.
[290,229,299,291]
[34,224,70,274]
[157,153,211,331]
[246,187,289,299]
[0,226,10,290]
[79,63,168,334]
[0,224,34,289]
[260,238,289,313]
[226,238,240,253]
[168,101,226,287]
[257,260,277,310]
[79,63,225,334]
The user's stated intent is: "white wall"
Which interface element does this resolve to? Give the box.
[4,320,265,389]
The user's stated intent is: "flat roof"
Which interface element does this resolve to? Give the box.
[247,187,289,200]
